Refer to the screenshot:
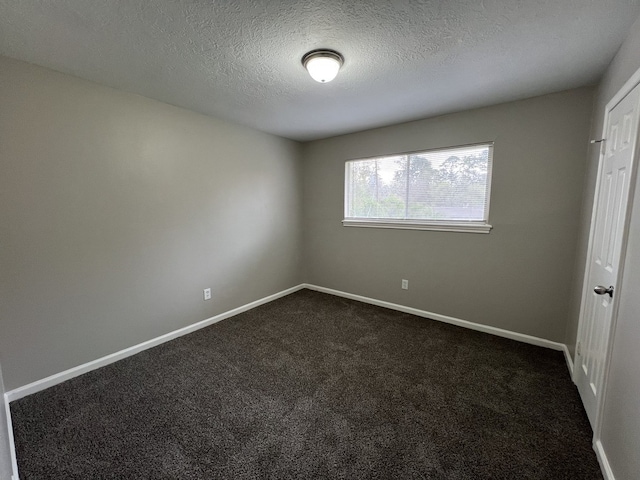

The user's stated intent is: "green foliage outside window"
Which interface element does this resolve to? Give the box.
[346,145,491,222]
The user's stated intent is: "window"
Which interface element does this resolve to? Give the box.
[344,143,493,233]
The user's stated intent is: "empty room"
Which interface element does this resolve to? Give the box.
[2,1,640,479]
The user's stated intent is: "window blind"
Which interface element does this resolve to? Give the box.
[345,143,493,224]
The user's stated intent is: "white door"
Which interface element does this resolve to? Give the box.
[575,83,640,428]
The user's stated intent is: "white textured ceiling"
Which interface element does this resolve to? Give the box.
[0,1,639,141]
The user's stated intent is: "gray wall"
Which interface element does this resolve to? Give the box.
[0,56,303,391]
[569,13,640,480]
[302,88,594,342]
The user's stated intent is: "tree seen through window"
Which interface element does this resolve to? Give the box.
[345,144,491,223]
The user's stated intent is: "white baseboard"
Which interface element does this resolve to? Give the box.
[562,345,575,379]
[5,285,304,403]
[3,393,19,480]
[3,282,579,480]
[303,284,569,353]
[6,283,574,403]
[594,439,615,480]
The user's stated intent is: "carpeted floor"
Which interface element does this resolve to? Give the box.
[11,289,602,479]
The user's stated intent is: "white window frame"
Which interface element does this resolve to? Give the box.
[343,142,494,234]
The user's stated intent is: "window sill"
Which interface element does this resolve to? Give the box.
[342,219,492,234]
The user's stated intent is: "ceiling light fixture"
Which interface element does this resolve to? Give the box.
[302,49,344,83]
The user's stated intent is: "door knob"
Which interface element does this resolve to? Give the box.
[594,285,614,297]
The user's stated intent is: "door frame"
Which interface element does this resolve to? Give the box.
[575,66,640,442]
[0,358,18,480]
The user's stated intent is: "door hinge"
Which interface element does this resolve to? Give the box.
[577,341,582,356]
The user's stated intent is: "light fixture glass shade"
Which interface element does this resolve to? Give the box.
[302,50,344,83]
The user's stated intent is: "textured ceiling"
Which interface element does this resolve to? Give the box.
[0,1,639,141]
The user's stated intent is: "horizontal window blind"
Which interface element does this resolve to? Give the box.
[345,143,493,223]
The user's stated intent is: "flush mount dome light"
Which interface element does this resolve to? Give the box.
[302,49,344,83]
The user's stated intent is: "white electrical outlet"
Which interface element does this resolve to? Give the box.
[401,279,409,290]
[203,288,212,300]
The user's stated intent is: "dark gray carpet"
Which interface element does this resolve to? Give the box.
[11,289,602,479]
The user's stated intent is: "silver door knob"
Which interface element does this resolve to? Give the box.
[594,285,614,297]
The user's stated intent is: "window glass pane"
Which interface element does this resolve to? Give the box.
[345,144,491,223]
[347,156,406,219]
[406,153,437,219]
[374,156,406,219]
[347,159,375,218]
